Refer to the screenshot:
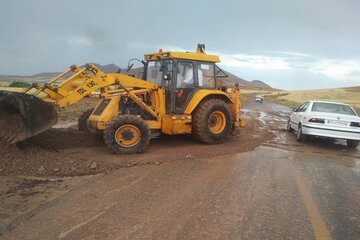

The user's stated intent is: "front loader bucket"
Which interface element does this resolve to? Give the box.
[0,91,58,144]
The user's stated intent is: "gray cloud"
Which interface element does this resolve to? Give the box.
[0,0,359,89]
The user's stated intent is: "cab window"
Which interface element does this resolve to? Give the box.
[197,63,215,88]
[176,61,195,88]
[146,60,173,85]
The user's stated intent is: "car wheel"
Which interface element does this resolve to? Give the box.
[286,119,293,132]
[296,125,306,142]
[347,140,359,148]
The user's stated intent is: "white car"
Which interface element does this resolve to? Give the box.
[287,100,360,148]
[254,96,263,103]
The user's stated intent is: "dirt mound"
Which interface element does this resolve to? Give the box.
[0,113,274,177]
[0,127,109,177]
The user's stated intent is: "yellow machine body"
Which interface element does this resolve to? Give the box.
[0,44,246,154]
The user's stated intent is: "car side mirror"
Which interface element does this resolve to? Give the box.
[127,63,134,72]
[292,108,298,112]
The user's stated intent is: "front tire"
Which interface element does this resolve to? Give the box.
[78,108,94,132]
[103,115,151,154]
[347,140,359,148]
[296,124,306,142]
[192,99,233,144]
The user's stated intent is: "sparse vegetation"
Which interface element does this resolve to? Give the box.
[0,87,28,92]
[9,81,31,88]
[0,82,11,87]
[267,95,301,109]
[267,87,360,115]
[240,93,253,106]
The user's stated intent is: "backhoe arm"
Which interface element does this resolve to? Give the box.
[28,63,159,108]
[27,64,116,107]
[0,63,159,143]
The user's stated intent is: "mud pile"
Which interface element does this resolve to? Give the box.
[0,127,110,177]
[0,112,275,177]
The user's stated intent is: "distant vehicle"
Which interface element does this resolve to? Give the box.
[287,100,360,148]
[254,96,263,103]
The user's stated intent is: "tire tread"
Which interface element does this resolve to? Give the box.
[192,99,232,144]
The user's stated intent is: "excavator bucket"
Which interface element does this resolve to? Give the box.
[0,91,58,144]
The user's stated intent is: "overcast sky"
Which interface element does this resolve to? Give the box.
[0,0,359,90]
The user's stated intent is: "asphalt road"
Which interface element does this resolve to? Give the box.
[2,100,360,240]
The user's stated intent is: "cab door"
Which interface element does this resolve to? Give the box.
[173,61,197,114]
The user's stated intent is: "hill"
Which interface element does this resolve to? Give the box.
[31,64,121,78]
[0,64,272,89]
[251,80,272,89]
[221,70,271,89]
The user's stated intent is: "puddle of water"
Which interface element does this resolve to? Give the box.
[53,122,77,129]
[341,156,360,168]
[258,111,267,124]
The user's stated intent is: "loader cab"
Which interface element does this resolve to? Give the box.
[144,49,219,114]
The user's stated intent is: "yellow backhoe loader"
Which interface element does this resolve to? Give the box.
[0,44,246,154]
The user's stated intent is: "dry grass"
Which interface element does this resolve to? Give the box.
[240,89,281,95]
[240,93,253,106]
[278,88,360,104]
[0,87,28,92]
[0,82,11,87]
[267,95,301,109]
[268,87,360,115]
[354,106,360,115]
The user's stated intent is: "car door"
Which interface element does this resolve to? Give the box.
[291,102,309,129]
[295,102,310,130]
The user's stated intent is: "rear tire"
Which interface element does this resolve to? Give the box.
[296,124,306,142]
[192,99,232,144]
[347,140,359,148]
[103,115,150,154]
[78,108,94,131]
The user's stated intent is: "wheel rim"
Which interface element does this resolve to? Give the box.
[114,124,141,148]
[208,111,226,134]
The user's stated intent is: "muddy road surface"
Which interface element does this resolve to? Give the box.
[1,100,360,239]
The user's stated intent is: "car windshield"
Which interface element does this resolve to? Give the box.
[311,102,357,116]
[146,60,173,85]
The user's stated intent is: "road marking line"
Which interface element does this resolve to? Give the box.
[292,164,332,240]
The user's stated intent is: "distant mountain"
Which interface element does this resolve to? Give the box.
[0,63,272,89]
[31,63,122,78]
[93,63,121,73]
[221,70,272,89]
[220,70,251,87]
[31,72,59,78]
[250,80,272,89]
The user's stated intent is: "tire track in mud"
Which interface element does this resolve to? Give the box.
[233,151,314,240]
[0,112,275,177]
